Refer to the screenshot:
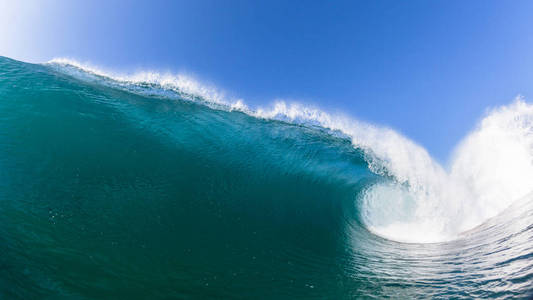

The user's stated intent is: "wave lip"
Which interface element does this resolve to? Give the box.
[46,58,533,244]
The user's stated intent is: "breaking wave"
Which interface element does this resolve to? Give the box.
[47,58,533,243]
[1,56,532,299]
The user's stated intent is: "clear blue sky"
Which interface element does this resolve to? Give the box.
[2,0,533,161]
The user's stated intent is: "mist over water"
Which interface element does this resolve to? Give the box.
[1,56,532,299]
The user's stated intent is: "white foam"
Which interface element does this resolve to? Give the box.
[450,100,533,226]
[47,58,239,109]
[46,58,533,243]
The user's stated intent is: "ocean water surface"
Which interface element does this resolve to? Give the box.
[1,56,532,299]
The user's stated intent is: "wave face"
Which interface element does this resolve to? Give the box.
[1,56,532,299]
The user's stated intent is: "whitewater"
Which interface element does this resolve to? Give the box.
[48,57,533,243]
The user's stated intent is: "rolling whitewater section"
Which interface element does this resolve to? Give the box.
[0,56,532,299]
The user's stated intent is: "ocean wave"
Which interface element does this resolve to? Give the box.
[2,56,533,298]
[46,58,533,243]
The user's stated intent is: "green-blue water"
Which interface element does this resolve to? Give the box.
[1,56,532,299]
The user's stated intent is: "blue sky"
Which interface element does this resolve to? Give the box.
[2,0,533,161]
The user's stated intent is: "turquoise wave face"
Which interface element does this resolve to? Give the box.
[1,57,532,299]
